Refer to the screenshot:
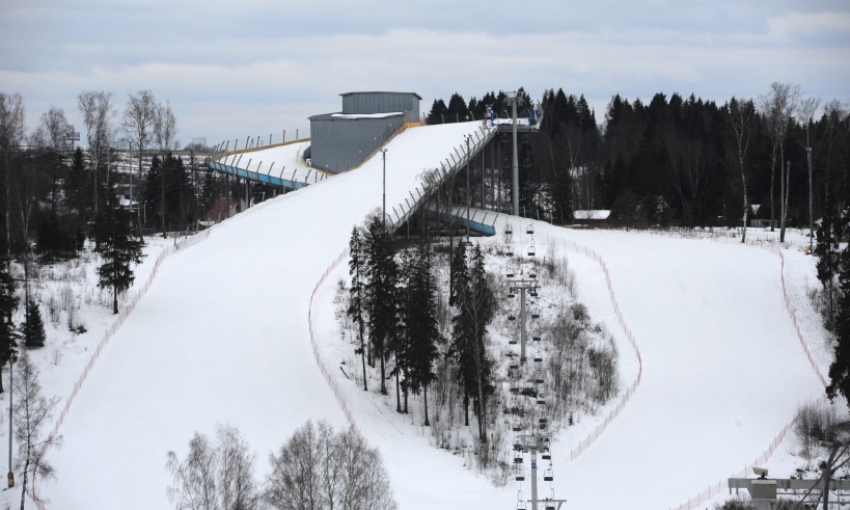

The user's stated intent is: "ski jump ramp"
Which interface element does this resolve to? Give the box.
[43,120,823,509]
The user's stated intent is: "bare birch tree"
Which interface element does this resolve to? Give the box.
[264,421,396,510]
[13,351,60,510]
[166,424,258,510]
[759,82,799,241]
[153,101,179,237]
[729,98,754,242]
[0,93,26,264]
[124,90,157,230]
[78,91,116,217]
[31,106,71,216]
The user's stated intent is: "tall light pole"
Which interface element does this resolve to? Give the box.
[7,351,17,488]
[464,134,473,244]
[807,146,814,252]
[504,91,522,216]
[381,149,388,228]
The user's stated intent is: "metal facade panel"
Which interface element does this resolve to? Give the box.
[341,92,420,118]
[310,115,404,173]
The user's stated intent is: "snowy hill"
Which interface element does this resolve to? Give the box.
[35,120,828,509]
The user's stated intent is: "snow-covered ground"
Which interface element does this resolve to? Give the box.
[0,237,173,508]
[27,115,830,509]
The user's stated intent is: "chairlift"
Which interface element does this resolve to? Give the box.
[522,158,532,169]
[509,362,519,370]
[507,269,515,278]
[534,356,542,363]
[542,453,551,460]
[544,469,554,482]
[529,271,537,279]
[527,243,536,257]
[505,224,514,235]
[515,472,525,482]
[535,377,544,384]
[513,441,523,451]
[514,454,524,464]
[532,336,541,342]
[530,290,538,297]
[509,339,518,345]
[526,223,534,235]
[508,292,516,298]
[510,386,520,395]
[532,310,540,319]
[508,314,516,321]
[539,418,548,429]
[506,248,515,257]
[537,398,545,405]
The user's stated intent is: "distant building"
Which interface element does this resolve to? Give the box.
[309,92,421,174]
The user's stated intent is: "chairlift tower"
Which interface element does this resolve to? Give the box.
[503,91,523,217]
[509,277,537,363]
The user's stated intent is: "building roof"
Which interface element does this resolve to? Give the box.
[309,111,404,121]
[340,91,422,100]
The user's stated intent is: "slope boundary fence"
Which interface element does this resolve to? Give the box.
[665,235,828,510]
[31,229,213,510]
[561,239,644,460]
[307,248,362,438]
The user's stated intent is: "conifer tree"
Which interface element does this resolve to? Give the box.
[816,201,840,326]
[364,215,398,396]
[827,245,850,404]
[0,264,18,392]
[20,297,46,349]
[449,243,476,425]
[94,187,144,314]
[65,147,89,233]
[401,243,441,425]
[347,226,368,390]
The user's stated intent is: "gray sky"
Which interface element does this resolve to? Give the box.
[2,0,849,146]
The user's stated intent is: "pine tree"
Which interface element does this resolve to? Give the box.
[827,245,850,404]
[65,147,89,232]
[467,244,495,443]
[347,226,368,391]
[364,215,398,396]
[401,243,441,425]
[94,188,144,314]
[816,202,840,326]
[0,263,18,392]
[449,243,476,426]
[20,297,45,349]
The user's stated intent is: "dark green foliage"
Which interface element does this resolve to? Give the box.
[64,147,90,231]
[364,215,399,395]
[20,297,45,349]
[35,209,78,259]
[347,226,368,391]
[0,264,18,391]
[144,154,194,234]
[399,243,441,424]
[450,243,495,441]
[94,188,144,314]
[827,244,850,404]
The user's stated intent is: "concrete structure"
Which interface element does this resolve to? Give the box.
[309,92,421,174]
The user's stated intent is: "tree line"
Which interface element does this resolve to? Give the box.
[427,86,850,239]
[347,212,497,464]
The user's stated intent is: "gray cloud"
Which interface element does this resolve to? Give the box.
[1,0,848,145]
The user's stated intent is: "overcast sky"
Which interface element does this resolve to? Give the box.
[2,0,848,147]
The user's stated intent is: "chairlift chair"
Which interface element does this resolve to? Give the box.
[535,377,544,384]
[539,417,548,429]
[531,309,540,319]
[508,314,516,321]
[544,469,553,482]
[542,453,551,460]
[532,336,541,342]
[537,397,545,405]
[508,292,516,298]
[514,454,524,464]
[527,242,536,257]
[509,339,518,345]
[526,223,534,235]
[534,356,543,363]
[522,158,532,169]
[530,290,538,297]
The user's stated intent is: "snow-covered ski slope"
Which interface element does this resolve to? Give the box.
[45,118,824,509]
[42,121,491,509]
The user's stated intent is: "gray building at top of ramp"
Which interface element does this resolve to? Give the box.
[309,91,421,174]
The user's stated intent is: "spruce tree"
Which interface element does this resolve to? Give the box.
[827,245,850,404]
[20,298,45,349]
[364,215,398,396]
[449,243,476,426]
[816,204,839,326]
[402,243,441,425]
[94,188,144,314]
[347,226,368,390]
[0,264,18,392]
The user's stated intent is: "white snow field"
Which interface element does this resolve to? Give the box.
[42,118,824,509]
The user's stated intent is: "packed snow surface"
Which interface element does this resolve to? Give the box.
[44,119,824,508]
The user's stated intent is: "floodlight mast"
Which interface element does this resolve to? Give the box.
[381,149,388,228]
[504,91,523,217]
